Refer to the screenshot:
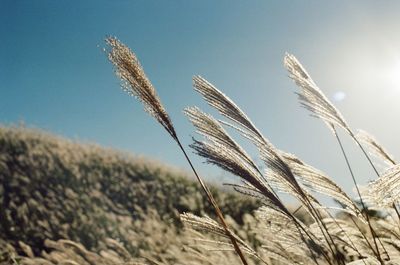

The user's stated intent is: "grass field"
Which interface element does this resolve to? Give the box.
[2,36,399,265]
[0,126,263,265]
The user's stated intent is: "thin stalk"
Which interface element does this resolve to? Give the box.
[175,139,249,265]
[315,209,349,265]
[348,215,378,257]
[259,177,334,264]
[220,129,336,264]
[354,134,399,232]
[256,138,340,264]
[220,143,334,264]
[393,203,400,226]
[292,216,334,265]
[352,135,391,261]
[333,128,383,265]
[293,203,365,264]
[330,217,367,265]
[229,147,333,264]
[274,196,336,264]
[295,221,321,265]
[303,195,344,265]
[352,137,380,177]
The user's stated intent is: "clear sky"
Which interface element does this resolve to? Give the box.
[2,1,400,194]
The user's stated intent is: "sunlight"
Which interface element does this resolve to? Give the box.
[386,59,400,88]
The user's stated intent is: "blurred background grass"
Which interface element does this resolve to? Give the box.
[0,126,267,264]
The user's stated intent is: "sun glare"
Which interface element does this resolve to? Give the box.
[387,60,400,88]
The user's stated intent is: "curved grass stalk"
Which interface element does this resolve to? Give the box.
[284,53,389,264]
[191,77,343,264]
[105,37,249,265]
[104,36,398,264]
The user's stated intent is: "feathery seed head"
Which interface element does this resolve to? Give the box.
[356,130,396,166]
[105,37,177,139]
[192,76,263,140]
[284,53,351,135]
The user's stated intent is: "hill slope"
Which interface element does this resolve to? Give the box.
[0,126,260,264]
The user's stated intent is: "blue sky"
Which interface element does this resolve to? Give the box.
[2,1,400,194]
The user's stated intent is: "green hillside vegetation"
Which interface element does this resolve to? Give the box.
[0,126,262,264]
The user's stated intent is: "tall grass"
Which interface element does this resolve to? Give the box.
[106,37,400,265]
[0,126,262,265]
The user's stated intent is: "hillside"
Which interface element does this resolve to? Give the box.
[0,126,261,264]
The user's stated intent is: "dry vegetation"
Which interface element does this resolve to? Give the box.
[104,37,400,265]
[2,37,400,265]
[0,126,261,264]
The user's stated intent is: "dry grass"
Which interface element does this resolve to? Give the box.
[104,37,400,265]
[0,126,261,265]
[1,37,399,265]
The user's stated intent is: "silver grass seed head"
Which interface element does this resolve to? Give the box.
[185,107,287,212]
[180,213,256,255]
[356,130,396,166]
[284,53,351,136]
[280,151,362,218]
[192,76,263,141]
[184,106,257,169]
[105,37,177,140]
[364,164,400,207]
